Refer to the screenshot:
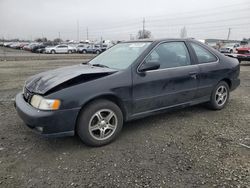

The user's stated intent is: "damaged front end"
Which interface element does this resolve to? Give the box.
[25,64,117,95]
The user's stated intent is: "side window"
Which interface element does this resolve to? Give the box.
[58,45,67,48]
[145,42,191,69]
[190,43,217,64]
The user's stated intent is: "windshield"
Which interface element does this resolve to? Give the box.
[89,42,151,70]
[224,44,234,48]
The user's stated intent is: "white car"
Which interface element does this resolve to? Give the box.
[220,43,240,54]
[45,45,76,54]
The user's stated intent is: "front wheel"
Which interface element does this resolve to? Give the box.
[208,81,229,110]
[77,100,123,146]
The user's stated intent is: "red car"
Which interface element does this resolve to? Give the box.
[236,47,250,63]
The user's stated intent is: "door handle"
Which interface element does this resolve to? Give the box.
[189,72,198,79]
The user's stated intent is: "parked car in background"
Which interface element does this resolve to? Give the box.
[4,42,14,47]
[19,43,30,49]
[15,42,29,49]
[45,45,76,54]
[77,44,101,54]
[15,39,240,146]
[22,44,30,50]
[23,43,39,51]
[10,42,28,49]
[235,46,250,63]
[101,44,109,52]
[76,44,88,53]
[68,44,77,53]
[9,43,17,48]
[220,43,240,54]
[31,44,47,53]
[85,44,102,54]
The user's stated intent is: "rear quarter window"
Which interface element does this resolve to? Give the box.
[191,43,217,64]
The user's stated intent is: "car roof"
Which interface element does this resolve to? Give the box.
[121,38,196,43]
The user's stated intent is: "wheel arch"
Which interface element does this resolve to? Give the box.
[75,94,128,130]
[220,78,232,89]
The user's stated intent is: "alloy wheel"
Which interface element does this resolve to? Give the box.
[215,85,228,106]
[88,109,118,141]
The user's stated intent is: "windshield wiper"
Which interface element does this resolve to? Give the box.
[91,63,110,68]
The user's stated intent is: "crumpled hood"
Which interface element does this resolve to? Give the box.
[237,47,250,51]
[25,64,117,94]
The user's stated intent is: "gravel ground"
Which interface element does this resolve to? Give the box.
[0,53,249,187]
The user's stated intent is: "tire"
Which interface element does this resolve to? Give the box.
[96,50,100,54]
[208,81,229,110]
[68,50,72,54]
[82,50,87,54]
[77,99,123,146]
[230,49,233,54]
[51,50,56,54]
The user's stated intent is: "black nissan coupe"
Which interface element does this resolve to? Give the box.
[15,39,240,146]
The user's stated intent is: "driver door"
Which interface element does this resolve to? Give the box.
[132,41,199,114]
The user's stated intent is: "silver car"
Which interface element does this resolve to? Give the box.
[220,43,240,54]
[45,45,76,54]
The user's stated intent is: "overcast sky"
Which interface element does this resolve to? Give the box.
[0,0,249,41]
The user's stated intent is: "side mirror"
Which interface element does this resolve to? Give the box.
[139,61,160,72]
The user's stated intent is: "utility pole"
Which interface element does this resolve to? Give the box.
[86,27,89,40]
[3,36,6,60]
[227,28,231,40]
[142,17,145,39]
[101,36,103,48]
[77,20,79,42]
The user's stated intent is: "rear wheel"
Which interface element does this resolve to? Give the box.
[208,81,229,110]
[82,50,87,54]
[68,50,72,54]
[51,50,56,54]
[96,50,101,54]
[77,100,123,146]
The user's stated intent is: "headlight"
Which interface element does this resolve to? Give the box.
[30,95,61,110]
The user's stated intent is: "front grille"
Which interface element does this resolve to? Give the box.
[237,50,249,54]
[221,48,229,51]
[23,87,33,103]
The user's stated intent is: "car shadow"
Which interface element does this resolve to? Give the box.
[41,104,211,150]
[122,104,210,133]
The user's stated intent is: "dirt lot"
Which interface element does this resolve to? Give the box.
[0,48,249,188]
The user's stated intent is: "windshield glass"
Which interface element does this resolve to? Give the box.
[224,44,234,48]
[88,42,151,70]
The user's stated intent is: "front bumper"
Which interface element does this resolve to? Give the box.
[220,50,231,53]
[237,55,250,62]
[15,92,80,137]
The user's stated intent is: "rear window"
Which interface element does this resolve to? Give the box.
[191,43,217,64]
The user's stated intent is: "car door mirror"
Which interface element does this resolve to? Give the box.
[139,61,160,72]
